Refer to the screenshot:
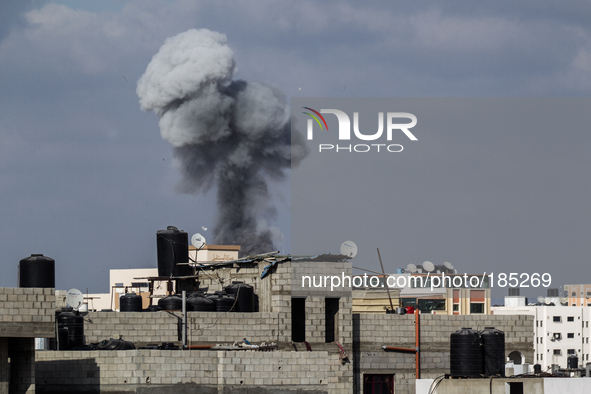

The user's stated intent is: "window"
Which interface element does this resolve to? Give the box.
[540,321,543,327]
[540,354,543,361]
[506,382,523,394]
[572,292,576,297]
[540,337,543,344]
[587,292,591,297]
[417,299,446,312]
[291,298,306,342]
[131,282,149,288]
[568,316,575,322]
[567,349,576,355]
[470,303,485,314]
[553,316,562,322]
[364,374,394,394]
[115,283,124,287]
[568,333,575,338]
[554,349,562,355]
[453,304,459,312]
[325,298,339,343]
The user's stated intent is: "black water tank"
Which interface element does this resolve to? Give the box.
[120,293,143,312]
[96,338,135,350]
[18,254,55,288]
[568,355,579,369]
[144,305,162,312]
[534,364,542,374]
[480,327,505,377]
[187,294,215,311]
[450,327,483,377]
[156,226,191,277]
[210,294,235,312]
[158,295,183,310]
[58,311,84,349]
[224,282,255,312]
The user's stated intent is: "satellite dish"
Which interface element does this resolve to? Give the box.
[66,288,84,310]
[560,297,568,305]
[191,233,206,249]
[544,297,551,304]
[407,263,417,273]
[436,270,441,274]
[444,261,454,270]
[453,269,458,274]
[340,241,358,258]
[537,296,545,304]
[423,261,435,272]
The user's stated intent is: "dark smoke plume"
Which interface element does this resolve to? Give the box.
[137,29,307,255]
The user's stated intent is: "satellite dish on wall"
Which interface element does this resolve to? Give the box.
[406,263,417,273]
[560,297,568,305]
[191,233,206,249]
[423,261,435,272]
[537,296,545,304]
[66,288,84,311]
[340,241,358,258]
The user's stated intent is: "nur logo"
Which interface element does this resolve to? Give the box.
[302,107,417,153]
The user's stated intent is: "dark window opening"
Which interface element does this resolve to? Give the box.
[568,333,575,338]
[553,316,561,322]
[568,316,575,322]
[363,374,394,394]
[507,382,524,394]
[291,297,306,342]
[325,298,339,343]
[470,303,484,314]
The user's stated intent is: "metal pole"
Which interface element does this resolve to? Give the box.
[415,308,420,379]
[182,290,187,349]
[377,248,395,312]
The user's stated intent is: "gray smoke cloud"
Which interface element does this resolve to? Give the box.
[137,29,307,255]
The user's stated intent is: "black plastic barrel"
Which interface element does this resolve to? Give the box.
[224,282,255,312]
[96,338,135,350]
[450,327,483,377]
[156,226,191,277]
[58,311,84,349]
[568,355,579,369]
[144,305,162,312]
[187,294,215,311]
[209,294,235,312]
[18,254,55,288]
[480,327,505,377]
[534,364,542,373]
[158,295,183,310]
[120,293,143,312]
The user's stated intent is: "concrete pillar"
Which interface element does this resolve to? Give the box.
[8,338,35,394]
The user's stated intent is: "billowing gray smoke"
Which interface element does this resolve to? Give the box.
[137,29,307,255]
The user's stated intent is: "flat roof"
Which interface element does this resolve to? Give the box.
[189,245,241,251]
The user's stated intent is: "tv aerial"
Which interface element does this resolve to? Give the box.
[66,288,84,311]
[340,241,358,258]
[191,233,207,249]
[423,261,435,272]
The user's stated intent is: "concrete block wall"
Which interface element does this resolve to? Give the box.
[36,349,352,393]
[83,311,290,346]
[353,313,535,394]
[0,287,54,326]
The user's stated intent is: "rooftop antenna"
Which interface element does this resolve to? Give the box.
[340,241,358,258]
[377,248,394,312]
[406,263,417,273]
[66,288,84,311]
[191,233,207,250]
